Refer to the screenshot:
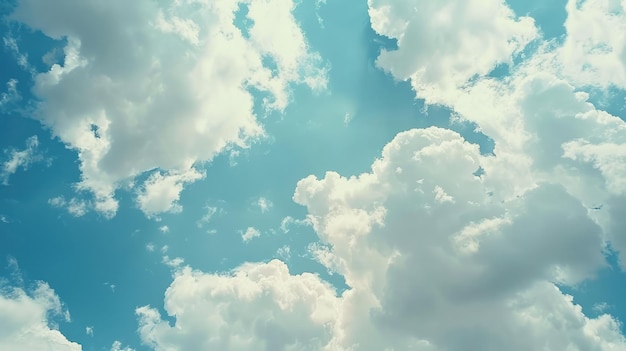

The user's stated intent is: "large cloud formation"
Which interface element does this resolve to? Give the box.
[135,0,626,350]
[0,282,82,351]
[10,0,325,217]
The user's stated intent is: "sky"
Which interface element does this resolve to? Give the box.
[1,0,626,350]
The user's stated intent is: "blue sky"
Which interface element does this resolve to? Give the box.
[2,0,626,350]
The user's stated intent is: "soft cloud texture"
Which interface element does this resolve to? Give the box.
[368,0,538,104]
[10,0,326,217]
[0,282,81,351]
[559,0,626,88]
[136,260,338,351]
[1,135,41,185]
[133,1,626,349]
[241,226,261,242]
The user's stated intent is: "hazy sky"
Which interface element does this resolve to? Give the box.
[2,0,626,350]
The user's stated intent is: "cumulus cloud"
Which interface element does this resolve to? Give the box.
[136,168,205,219]
[110,340,135,351]
[368,0,538,104]
[0,282,82,351]
[134,2,626,348]
[10,0,326,218]
[1,135,42,185]
[559,0,626,89]
[136,260,338,351]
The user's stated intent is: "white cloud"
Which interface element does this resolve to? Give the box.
[276,245,291,261]
[0,282,82,351]
[558,0,626,88]
[139,123,625,350]
[279,216,309,233]
[257,197,273,213]
[1,135,42,185]
[158,225,169,234]
[367,0,538,105]
[136,168,205,219]
[145,243,155,252]
[196,205,221,228]
[85,326,93,336]
[110,340,135,351]
[0,79,21,109]
[136,260,339,351]
[48,196,88,217]
[241,227,261,242]
[10,0,326,218]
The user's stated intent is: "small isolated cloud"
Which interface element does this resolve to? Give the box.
[0,281,81,350]
[160,245,169,254]
[104,282,116,293]
[158,225,169,234]
[162,256,184,269]
[256,197,273,213]
[110,340,135,351]
[343,112,352,125]
[0,214,8,223]
[1,135,43,185]
[275,245,291,261]
[241,227,261,242]
[196,204,225,228]
[145,243,155,252]
[279,216,309,233]
[48,196,88,217]
[0,79,21,109]
[85,326,93,336]
[136,168,205,219]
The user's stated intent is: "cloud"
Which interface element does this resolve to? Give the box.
[257,197,273,213]
[241,226,261,242]
[10,0,326,218]
[138,123,624,350]
[367,0,538,104]
[136,260,339,351]
[85,326,93,336]
[132,0,626,345]
[48,196,88,217]
[0,79,21,109]
[110,341,135,351]
[136,168,205,219]
[1,135,42,185]
[0,282,82,351]
[558,0,626,89]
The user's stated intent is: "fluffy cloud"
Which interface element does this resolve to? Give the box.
[241,226,261,242]
[136,168,205,218]
[0,282,82,351]
[135,1,626,349]
[368,0,538,104]
[559,0,626,88]
[139,124,624,350]
[136,260,338,351]
[1,135,42,185]
[10,0,326,217]
[110,340,135,351]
